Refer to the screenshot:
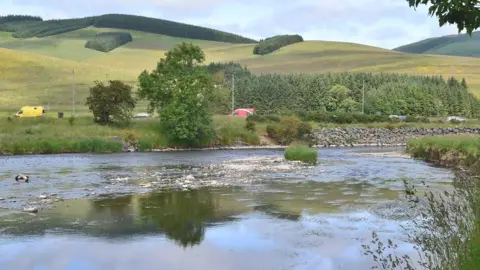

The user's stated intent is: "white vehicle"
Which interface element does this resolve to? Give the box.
[133,113,151,118]
[445,116,466,122]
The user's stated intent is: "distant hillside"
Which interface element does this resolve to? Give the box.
[0,14,257,44]
[394,31,480,57]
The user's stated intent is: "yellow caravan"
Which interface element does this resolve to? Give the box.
[14,106,45,118]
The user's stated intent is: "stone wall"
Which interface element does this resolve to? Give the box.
[312,127,480,147]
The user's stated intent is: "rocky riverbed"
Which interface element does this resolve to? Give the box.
[313,127,480,147]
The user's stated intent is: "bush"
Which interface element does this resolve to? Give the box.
[266,116,313,145]
[245,115,256,132]
[253,34,304,55]
[300,111,390,124]
[85,32,133,52]
[284,144,317,165]
[85,80,136,125]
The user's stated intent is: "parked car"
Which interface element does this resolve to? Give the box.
[389,115,407,121]
[445,116,466,122]
[132,113,151,118]
[15,106,45,118]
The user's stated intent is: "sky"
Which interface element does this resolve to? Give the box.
[1,0,463,49]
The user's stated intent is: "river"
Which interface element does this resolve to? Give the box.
[0,147,453,270]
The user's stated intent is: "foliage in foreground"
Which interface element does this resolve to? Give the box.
[407,0,480,35]
[363,171,480,270]
[362,138,480,269]
[208,62,480,117]
[253,34,304,55]
[284,144,317,165]
[85,32,133,52]
[85,80,136,125]
[137,42,215,147]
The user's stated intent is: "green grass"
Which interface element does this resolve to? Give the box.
[407,135,480,167]
[284,144,317,165]
[0,115,260,155]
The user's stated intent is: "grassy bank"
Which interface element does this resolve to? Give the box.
[407,135,480,168]
[365,135,480,269]
[0,115,260,155]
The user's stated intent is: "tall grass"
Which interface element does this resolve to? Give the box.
[284,144,317,165]
[0,115,262,154]
[0,116,165,155]
[407,135,480,167]
[362,135,480,270]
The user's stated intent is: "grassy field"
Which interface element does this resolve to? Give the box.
[3,26,480,115]
[0,115,260,154]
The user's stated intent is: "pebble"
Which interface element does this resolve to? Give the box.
[185,175,195,180]
[0,197,5,201]
[38,195,48,199]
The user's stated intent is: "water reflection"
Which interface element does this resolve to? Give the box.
[138,189,217,247]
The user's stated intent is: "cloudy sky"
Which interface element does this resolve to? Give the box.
[1,0,462,49]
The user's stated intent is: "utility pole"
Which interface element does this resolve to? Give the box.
[72,69,75,116]
[231,73,235,114]
[47,78,50,111]
[362,80,365,114]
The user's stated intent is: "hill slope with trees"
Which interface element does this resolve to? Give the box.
[394,31,480,57]
[0,14,257,44]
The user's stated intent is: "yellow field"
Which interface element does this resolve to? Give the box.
[2,26,480,114]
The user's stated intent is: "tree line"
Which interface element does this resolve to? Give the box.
[85,32,133,52]
[207,62,480,117]
[253,34,304,55]
[0,15,42,24]
[0,14,256,43]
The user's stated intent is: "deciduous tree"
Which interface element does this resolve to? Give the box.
[85,80,136,125]
[137,42,215,147]
[407,0,480,35]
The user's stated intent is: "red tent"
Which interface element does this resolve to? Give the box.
[232,108,256,117]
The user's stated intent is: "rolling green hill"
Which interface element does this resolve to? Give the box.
[3,14,480,115]
[394,31,480,57]
[0,14,256,43]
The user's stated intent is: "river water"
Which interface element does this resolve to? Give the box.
[0,147,453,270]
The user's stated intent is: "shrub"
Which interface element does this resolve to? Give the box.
[266,116,313,145]
[284,144,317,165]
[245,115,256,132]
[68,116,76,126]
[85,80,136,125]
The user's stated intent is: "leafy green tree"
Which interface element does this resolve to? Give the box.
[407,0,480,35]
[85,80,136,125]
[137,42,215,147]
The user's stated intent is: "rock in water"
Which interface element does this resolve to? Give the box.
[15,174,29,183]
[23,206,38,213]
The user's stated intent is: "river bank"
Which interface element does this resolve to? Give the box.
[406,134,480,168]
